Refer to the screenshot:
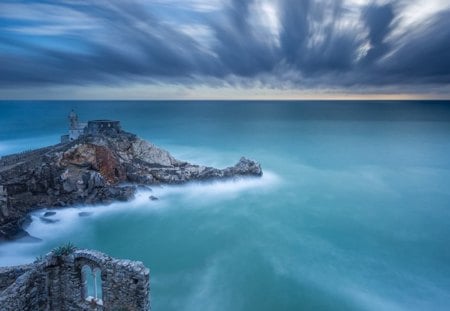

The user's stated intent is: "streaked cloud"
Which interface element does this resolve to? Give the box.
[0,0,448,98]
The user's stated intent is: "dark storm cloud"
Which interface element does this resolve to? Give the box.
[361,3,394,64]
[382,10,450,81]
[0,1,220,85]
[0,0,449,91]
[206,0,278,77]
[279,0,360,74]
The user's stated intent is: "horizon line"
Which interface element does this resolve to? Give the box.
[0,98,449,101]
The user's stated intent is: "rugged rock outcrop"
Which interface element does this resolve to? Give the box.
[0,126,262,240]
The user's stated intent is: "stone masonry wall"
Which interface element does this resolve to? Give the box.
[0,249,150,311]
[0,264,33,291]
[0,266,48,311]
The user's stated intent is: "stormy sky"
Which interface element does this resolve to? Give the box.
[0,0,449,99]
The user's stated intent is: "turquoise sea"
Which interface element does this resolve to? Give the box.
[1,100,450,311]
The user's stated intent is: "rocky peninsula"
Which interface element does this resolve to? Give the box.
[0,117,262,240]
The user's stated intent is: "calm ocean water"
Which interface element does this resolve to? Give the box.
[1,100,450,310]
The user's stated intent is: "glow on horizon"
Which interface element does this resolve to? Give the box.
[0,84,448,101]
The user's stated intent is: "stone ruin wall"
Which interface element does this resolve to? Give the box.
[0,249,150,311]
[85,121,121,137]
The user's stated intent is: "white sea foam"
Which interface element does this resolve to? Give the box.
[0,241,39,266]
[0,171,280,266]
[151,170,280,201]
[182,253,231,311]
[344,286,404,311]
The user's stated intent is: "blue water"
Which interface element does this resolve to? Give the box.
[1,100,450,311]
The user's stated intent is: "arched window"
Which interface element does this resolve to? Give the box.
[82,265,103,306]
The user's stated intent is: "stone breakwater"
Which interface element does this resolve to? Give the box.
[0,123,262,240]
[0,249,150,311]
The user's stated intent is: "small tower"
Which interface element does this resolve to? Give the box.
[61,110,87,143]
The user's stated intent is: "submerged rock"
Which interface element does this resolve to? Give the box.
[39,217,59,224]
[78,212,92,217]
[149,195,159,201]
[0,122,262,240]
